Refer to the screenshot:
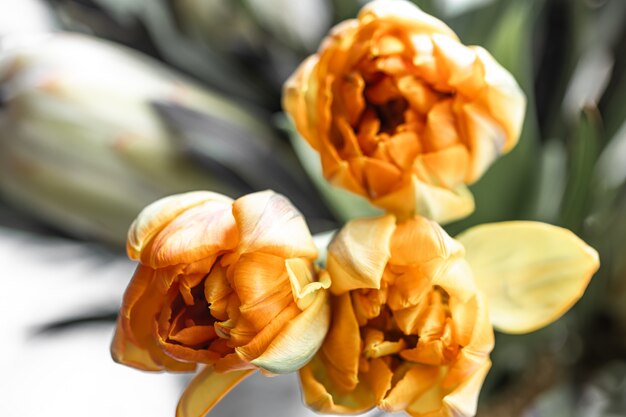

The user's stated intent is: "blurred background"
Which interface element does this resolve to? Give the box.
[1,0,625,416]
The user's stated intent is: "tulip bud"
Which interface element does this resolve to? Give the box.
[112,190,331,416]
[302,215,598,416]
[283,0,526,223]
[0,33,286,245]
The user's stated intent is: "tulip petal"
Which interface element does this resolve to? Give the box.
[379,365,440,412]
[374,175,475,223]
[457,221,600,333]
[283,55,321,150]
[472,46,526,152]
[111,265,195,372]
[145,200,237,268]
[235,302,301,365]
[460,102,506,183]
[299,356,378,415]
[176,367,254,417]
[359,0,458,41]
[423,100,461,152]
[363,158,403,199]
[415,145,469,189]
[431,34,478,90]
[233,190,317,259]
[250,288,330,374]
[232,252,293,330]
[390,216,461,265]
[327,214,396,294]
[319,293,362,391]
[286,259,331,310]
[127,191,232,260]
[444,295,494,388]
[406,360,491,417]
[299,341,391,414]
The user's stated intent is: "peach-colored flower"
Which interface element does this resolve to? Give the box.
[283,0,526,223]
[301,215,493,416]
[111,190,330,417]
[301,215,599,416]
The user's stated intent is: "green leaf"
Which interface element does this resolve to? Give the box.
[446,0,541,235]
[560,108,601,232]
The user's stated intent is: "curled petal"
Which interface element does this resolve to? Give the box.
[233,252,292,330]
[127,191,232,260]
[283,55,321,149]
[235,302,301,367]
[406,360,491,417]
[176,367,254,417]
[286,258,331,310]
[380,365,440,412]
[250,287,330,374]
[327,214,396,294]
[299,357,378,415]
[458,221,600,333]
[233,190,317,259]
[111,265,194,372]
[144,200,237,268]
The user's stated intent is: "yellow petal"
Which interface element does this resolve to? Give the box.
[127,191,232,260]
[233,190,317,259]
[176,367,254,417]
[249,287,330,374]
[458,221,600,334]
[286,259,331,310]
[327,214,396,294]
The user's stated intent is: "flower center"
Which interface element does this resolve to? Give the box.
[356,285,460,369]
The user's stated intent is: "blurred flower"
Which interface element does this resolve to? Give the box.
[0,34,296,244]
[283,0,525,223]
[301,215,598,416]
[112,190,330,417]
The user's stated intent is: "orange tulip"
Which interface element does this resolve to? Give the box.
[301,215,599,416]
[301,215,493,416]
[111,190,331,417]
[283,0,526,223]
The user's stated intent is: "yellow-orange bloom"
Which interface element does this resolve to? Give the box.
[111,190,330,417]
[283,0,526,223]
[301,216,599,416]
